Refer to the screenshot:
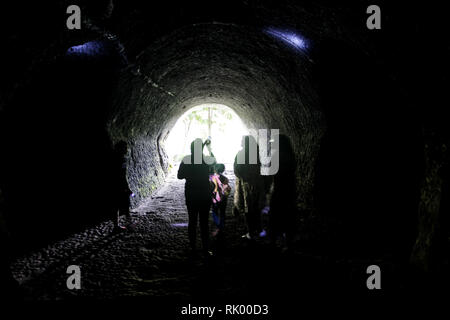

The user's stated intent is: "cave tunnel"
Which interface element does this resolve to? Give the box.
[0,0,449,305]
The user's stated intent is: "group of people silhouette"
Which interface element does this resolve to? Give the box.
[109,133,298,257]
[0,133,298,298]
[177,134,297,257]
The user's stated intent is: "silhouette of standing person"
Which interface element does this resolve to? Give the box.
[178,138,216,256]
[210,163,231,238]
[268,134,297,248]
[234,135,264,239]
[112,141,132,232]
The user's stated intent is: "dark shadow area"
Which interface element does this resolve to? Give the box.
[312,39,423,261]
[0,39,125,254]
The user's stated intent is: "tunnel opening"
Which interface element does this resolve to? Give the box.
[1,1,449,301]
[107,22,323,212]
[165,104,248,167]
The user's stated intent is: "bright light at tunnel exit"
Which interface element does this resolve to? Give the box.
[165,104,248,165]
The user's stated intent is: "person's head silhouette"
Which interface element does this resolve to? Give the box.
[215,163,225,174]
[277,134,294,155]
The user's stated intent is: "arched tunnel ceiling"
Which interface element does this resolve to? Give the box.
[105,21,324,206]
[110,23,321,141]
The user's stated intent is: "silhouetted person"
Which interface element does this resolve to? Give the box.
[233,175,244,217]
[178,138,216,255]
[234,135,264,239]
[210,163,231,238]
[268,134,297,248]
[112,141,132,231]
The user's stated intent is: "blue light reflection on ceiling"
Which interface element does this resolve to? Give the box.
[264,27,308,51]
[66,40,109,57]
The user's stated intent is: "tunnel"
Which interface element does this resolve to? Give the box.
[107,22,322,208]
[1,0,449,305]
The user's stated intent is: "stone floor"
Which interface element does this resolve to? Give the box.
[9,164,276,301]
[9,164,412,306]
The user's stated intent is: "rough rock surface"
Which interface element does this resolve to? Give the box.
[10,166,427,301]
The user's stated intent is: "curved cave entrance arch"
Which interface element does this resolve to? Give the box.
[108,23,323,210]
[165,103,248,167]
